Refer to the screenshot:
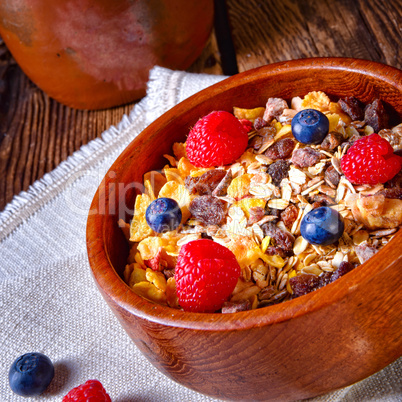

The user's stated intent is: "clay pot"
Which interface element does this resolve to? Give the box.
[0,0,214,109]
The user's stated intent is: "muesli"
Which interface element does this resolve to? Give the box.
[120,91,402,313]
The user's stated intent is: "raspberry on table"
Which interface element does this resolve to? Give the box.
[174,239,241,313]
[63,379,111,402]
[340,133,402,185]
[186,111,249,167]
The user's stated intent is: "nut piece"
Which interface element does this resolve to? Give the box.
[349,194,402,230]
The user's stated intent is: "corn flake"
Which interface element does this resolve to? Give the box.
[233,106,265,122]
[129,194,153,242]
[227,174,251,199]
[225,235,261,269]
[132,281,167,304]
[301,91,331,111]
[137,236,164,260]
[177,157,197,178]
[158,181,191,223]
[235,198,266,218]
[143,171,167,198]
[173,142,187,159]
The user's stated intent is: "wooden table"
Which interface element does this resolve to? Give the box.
[0,0,401,211]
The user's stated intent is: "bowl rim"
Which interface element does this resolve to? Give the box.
[87,57,402,331]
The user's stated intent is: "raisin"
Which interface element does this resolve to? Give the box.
[377,187,402,199]
[185,169,227,195]
[265,206,281,223]
[364,99,389,132]
[338,96,364,121]
[261,222,294,256]
[253,117,268,130]
[290,274,320,297]
[163,268,176,279]
[320,131,343,151]
[212,170,232,196]
[280,204,298,229]
[267,160,290,186]
[291,147,321,168]
[264,138,295,160]
[249,136,264,150]
[189,196,227,225]
[318,272,333,288]
[185,176,199,194]
[324,165,340,188]
[330,261,354,282]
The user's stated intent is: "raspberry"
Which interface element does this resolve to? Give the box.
[239,118,254,133]
[341,133,402,185]
[63,380,111,402]
[175,239,241,313]
[186,111,249,167]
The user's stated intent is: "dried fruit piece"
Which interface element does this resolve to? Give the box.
[324,165,341,188]
[281,204,299,229]
[212,170,233,196]
[263,98,288,122]
[348,194,402,230]
[338,96,364,121]
[189,195,227,225]
[267,160,290,186]
[364,99,389,132]
[261,222,294,257]
[185,169,227,195]
[290,273,320,297]
[264,138,295,160]
[320,131,343,151]
[291,147,322,168]
[186,111,248,167]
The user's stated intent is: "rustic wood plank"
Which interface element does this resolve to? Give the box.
[226,0,401,71]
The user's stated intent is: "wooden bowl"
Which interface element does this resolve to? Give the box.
[86,58,402,401]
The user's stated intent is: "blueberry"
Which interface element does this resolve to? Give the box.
[300,206,344,246]
[145,197,182,233]
[291,108,329,144]
[9,352,54,397]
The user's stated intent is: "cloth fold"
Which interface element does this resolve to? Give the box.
[0,66,400,401]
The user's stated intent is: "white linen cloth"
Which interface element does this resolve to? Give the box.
[0,66,400,401]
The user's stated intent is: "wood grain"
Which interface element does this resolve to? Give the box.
[1,0,402,210]
[86,59,402,401]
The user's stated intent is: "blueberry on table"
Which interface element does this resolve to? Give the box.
[146,197,182,233]
[291,109,329,144]
[9,352,54,397]
[300,206,344,246]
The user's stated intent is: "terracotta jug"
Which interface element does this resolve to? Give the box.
[0,0,214,109]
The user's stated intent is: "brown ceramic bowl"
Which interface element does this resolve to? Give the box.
[86,58,402,401]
